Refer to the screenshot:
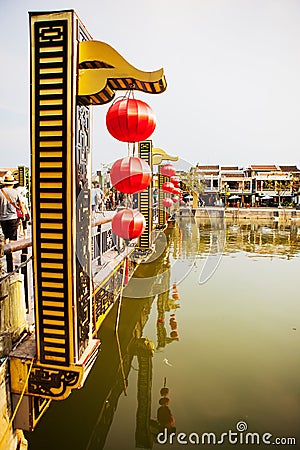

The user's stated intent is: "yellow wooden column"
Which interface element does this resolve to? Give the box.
[29,10,98,372]
[152,149,178,228]
[158,167,168,226]
[10,10,167,409]
[138,141,153,249]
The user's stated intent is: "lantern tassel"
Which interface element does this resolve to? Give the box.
[125,257,129,285]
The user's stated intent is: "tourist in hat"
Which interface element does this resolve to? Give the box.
[0,173,24,272]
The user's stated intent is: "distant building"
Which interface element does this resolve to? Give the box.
[194,164,300,207]
[248,165,297,206]
[196,165,219,205]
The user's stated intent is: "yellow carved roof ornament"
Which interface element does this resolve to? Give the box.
[78,40,167,105]
[152,148,179,165]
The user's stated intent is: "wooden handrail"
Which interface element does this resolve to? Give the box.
[4,238,32,255]
[92,216,113,227]
[3,214,115,255]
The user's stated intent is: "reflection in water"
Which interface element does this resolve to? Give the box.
[156,283,180,350]
[150,377,176,437]
[26,238,173,450]
[196,217,300,259]
[26,218,300,449]
[157,379,175,431]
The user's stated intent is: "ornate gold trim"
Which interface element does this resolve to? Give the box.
[78,40,167,104]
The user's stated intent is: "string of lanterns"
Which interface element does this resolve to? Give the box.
[105,92,182,240]
[106,94,155,240]
[161,164,183,210]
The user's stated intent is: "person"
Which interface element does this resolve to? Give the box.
[117,192,124,207]
[0,173,24,272]
[109,190,115,210]
[15,186,30,238]
[91,183,104,214]
[132,193,138,209]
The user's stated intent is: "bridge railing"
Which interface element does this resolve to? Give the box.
[1,238,32,310]
[0,238,32,357]
[0,215,122,340]
[91,220,124,267]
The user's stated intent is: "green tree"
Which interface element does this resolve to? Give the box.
[180,167,205,198]
[264,179,293,206]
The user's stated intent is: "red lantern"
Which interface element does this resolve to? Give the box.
[162,198,173,208]
[161,164,176,177]
[110,156,152,194]
[162,182,175,193]
[172,196,179,203]
[112,209,146,239]
[170,176,180,187]
[106,98,156,143]
[172,187,182,195]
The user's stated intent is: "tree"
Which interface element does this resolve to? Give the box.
[264,179,294,206]
[180,167,205,199]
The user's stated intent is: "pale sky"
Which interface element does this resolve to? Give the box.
[1,0,300,170]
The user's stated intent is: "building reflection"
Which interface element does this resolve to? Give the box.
[177,217,300,259]
[175,216,200,258]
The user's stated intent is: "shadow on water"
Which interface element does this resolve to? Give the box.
[25,231,174,450]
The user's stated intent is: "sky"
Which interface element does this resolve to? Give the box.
[1,0,300,171]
